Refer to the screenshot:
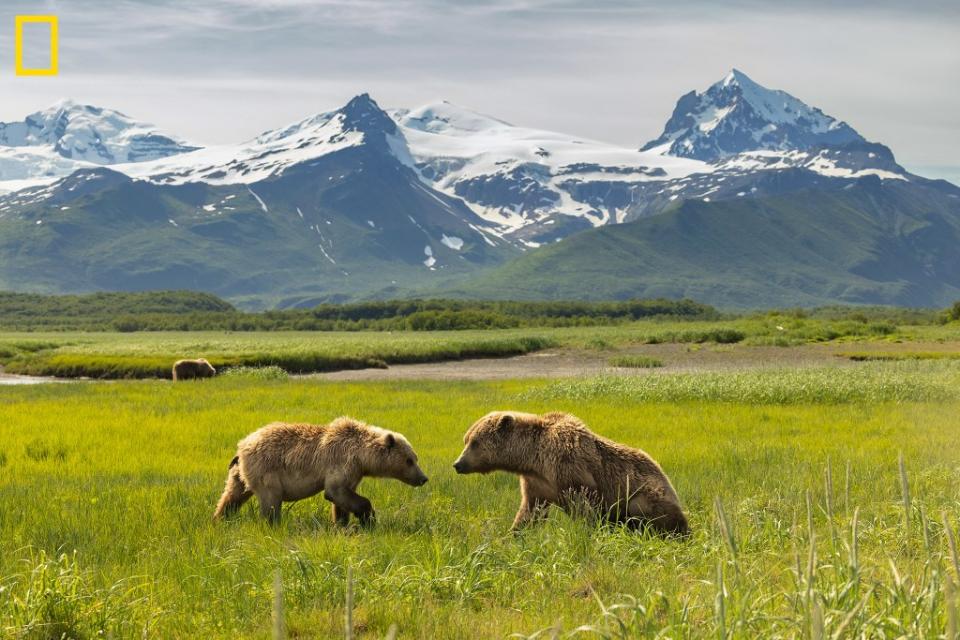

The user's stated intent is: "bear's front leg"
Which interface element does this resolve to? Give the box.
[512,477,550,531]
[354,496,375,527]
[325,485,376,527]
[331,503,351,526]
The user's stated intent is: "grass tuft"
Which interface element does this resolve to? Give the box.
[1,550,157,638]
[607,355,663,369]
[221,366,289,381]
[644,328,745,345]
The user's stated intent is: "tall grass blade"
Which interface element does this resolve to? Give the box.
[272,570,285,640]
[898,452,911,536]
[715,559,726,640]
[946,575,958,640]
[714,497,737,559]
[831,587,873,640]
[919,503,931,552]
[850,507,860,579]
[945,513,960,580]
[844,460,851,519]
[345,565,354,640]
[825,462,836,550]
[810,596,824,640]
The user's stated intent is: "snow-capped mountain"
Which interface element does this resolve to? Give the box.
[115,93,418,187]
[0,94,511,304]
[641,69,863,161]
[390,71,916,242]
[392,101,709,241]
[0,71,957,307]
[0,100,198,191]
[0,72,928,238]
[0,99,198,163]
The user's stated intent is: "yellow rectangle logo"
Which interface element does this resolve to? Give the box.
[15,15,59,76]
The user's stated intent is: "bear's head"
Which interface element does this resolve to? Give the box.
[198,359,216,376]
[453,411,540,475]
[370,430,429,487]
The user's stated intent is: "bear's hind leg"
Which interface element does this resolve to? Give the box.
[213,459,253,521]
[258,491,282,524]
[256,473,283,524]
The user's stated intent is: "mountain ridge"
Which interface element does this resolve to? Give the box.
[447,178,960,308]
[0,70,957,308]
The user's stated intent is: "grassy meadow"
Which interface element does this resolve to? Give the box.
[2,361,960,638]
[0,331,556,379]
[1,313,957,379]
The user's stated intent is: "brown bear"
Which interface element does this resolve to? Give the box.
[453,411,689,536]
[172,358,216,381]
[213,417,428,525]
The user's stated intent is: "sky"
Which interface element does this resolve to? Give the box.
[1,0,959,182]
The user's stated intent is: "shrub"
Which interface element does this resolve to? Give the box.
[948,301,960,322]
[587,338,613,351]
[866,322,896,335]
[711,328,747,343]
[113,316,145,332]
[0,293,718,331]
[645,328,746,345]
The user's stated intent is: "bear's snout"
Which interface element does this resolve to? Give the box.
[452,458,470,474]
[405,466,429,487]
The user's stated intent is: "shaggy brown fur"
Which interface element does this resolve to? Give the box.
[453,411,689,536]
[172,358,216,381]
[213,417,428,525]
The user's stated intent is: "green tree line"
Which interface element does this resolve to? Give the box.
[0,291,716,331]
[1,290,955,332]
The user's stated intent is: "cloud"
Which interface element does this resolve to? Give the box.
[0,0,956,170]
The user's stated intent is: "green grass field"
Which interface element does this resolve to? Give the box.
[0,331,557,379]
[2,315,958,379]
[2,361,960,638]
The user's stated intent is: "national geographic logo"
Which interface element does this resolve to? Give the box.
[14,15,58,76]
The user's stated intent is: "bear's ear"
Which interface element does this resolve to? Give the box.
[497,414,514,429]
[383,433,396,449]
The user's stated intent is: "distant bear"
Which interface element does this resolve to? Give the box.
[172,358,216,381]
[453,411,689,536]
[213,417,428,525]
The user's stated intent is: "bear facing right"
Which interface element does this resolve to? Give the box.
[453,411,689,536]
[213,417,428,525]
